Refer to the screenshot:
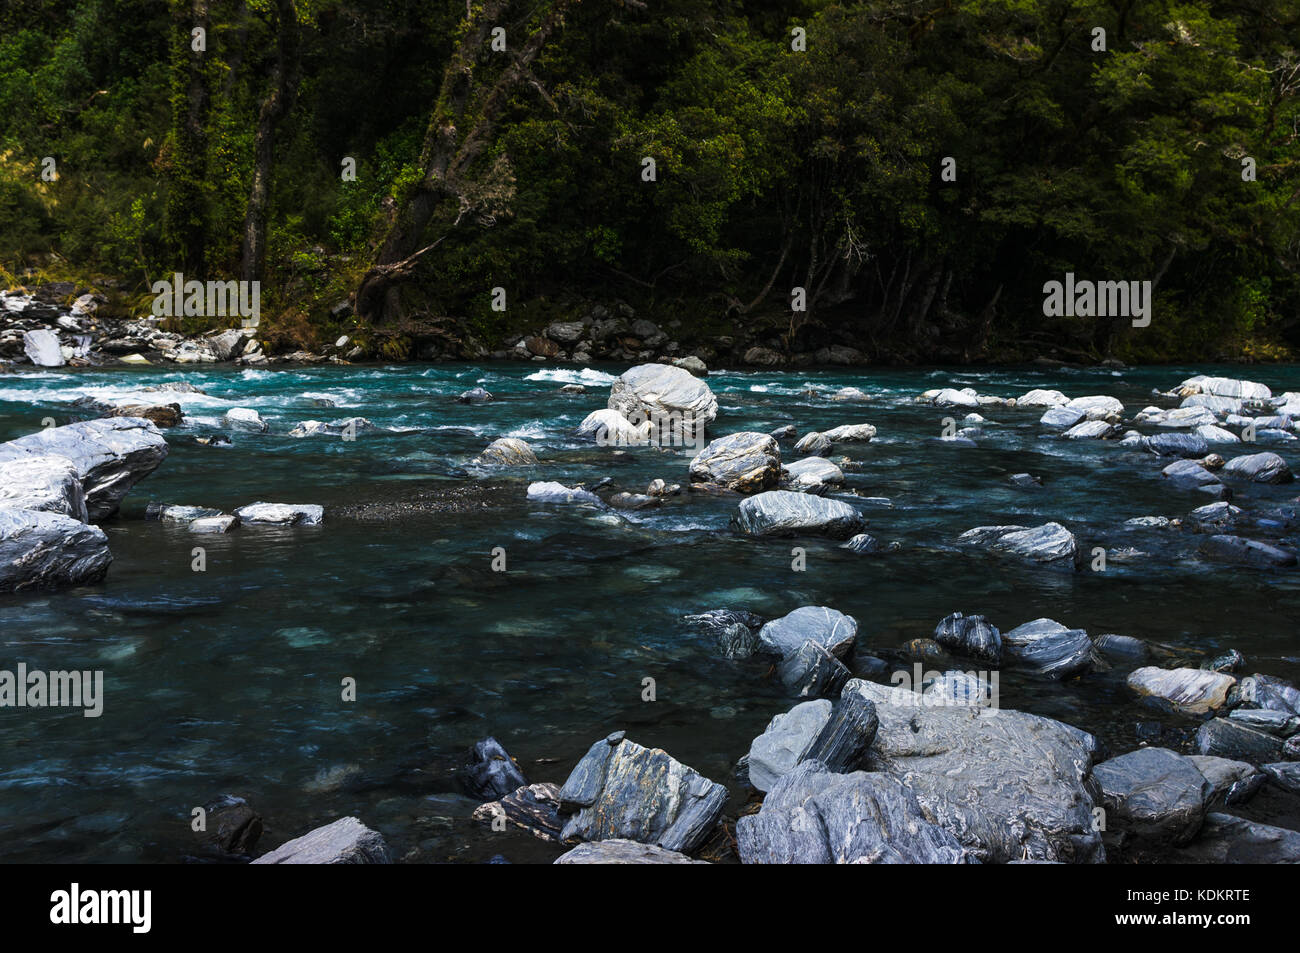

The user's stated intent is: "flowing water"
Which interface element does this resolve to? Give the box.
[2,361,1298,862]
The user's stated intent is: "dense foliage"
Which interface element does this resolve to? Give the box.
[1,0,1297,362]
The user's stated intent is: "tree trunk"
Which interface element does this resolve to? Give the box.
[166,0,210,274]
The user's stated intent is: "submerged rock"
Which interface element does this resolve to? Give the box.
[251,816,391,864]
[554,839,708,864]
[960,522,1080,571]
[1092,747,1210,845]
[1094,634,1149,664]
[474,437,538,466]
[457,386,493,404]
[841,533,883,554]
[199,795,263,855]
[557,732,727,855]
[1199,535,1297,569]
[233,502,324,525]
[145,502,222,522]
[460,737,529,801]
[0,507,112,592]
[735,490,864,539]
[687,432,781,493]
[737,759,973,864]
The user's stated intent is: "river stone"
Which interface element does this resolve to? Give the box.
[830,385,868,400]
[1189,501,1241,525]
[736,490,864,539]
[22,328,64,366]
[145,502,223,522]
[1161,458,1221,489]
[793,432,833,456]
[932,611,1001,664]
[687,432,780,492]
[189,515,237,534]
[736,759,973,864]
[1145,432,1209,457]
[851,679,1103,862]
[1002,618,1094,679]
[923,670,996,707]
[607,363,718,433]
[784,456,845,488]
[1183,393,1243,415]
[104,403,183,427]
[0,507,112,592]
[779,641,853,698]
[1189,756,1265,806]
[747,699,834,792]
[1040,405,1086,430]
[0,456,87,521]
[1063,420,1118,439]
[1194,718,1286,763]
[1019,389,1069,408]
[557,732,726,854]
[841,533,883,554]
[1261,762,1300,794]
[822,423,876,442]
[758,606,858,660]
[957,524,1028,546]
[1222,451,1293,483]
[1127,666,1235,715]
[929,388,980,409]
[201,795,263,854]
[1199,535,1297,569]
[474,437,538,466]
[1240,673,1300,715]
[1228,708,1299,735]
[233,502,324,525]
[472,782,562,841]
[0,418,169,521]
[526,481,601,506]
[1168,813,1300,863]
[1094,635,1149,664]
[1178,375,1272,401]
[460,736,529,801]
[986,522,1080,570]
[457,386,493,404]
[1066,395,1123,419]
[1194,424,1241,445]
[224,407,268,432]
[1092,747,1210,845]
[251,816,390,864]
[574,408,651,445]
[554,839,708,864]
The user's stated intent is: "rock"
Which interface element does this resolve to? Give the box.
[928,388,980,409]
[232,502,324,525]
[671,355,708,377]
[1228,708,1299,735]
[1239,673,1300,715]
[524,335,560,358]
[960,522,1080,570]
[684,609,763,659]
[189,515,237,534]
[457,387,493,404]
[22,329,63,366]
[743,346,783,367]
[1178,375,1272,401]
[1008,472,1042,488]
[574,408,651,445]
[1128,667,1235,715]
[784,456,844,489]
[821,423,877,442]
[747,699,833,792]
[224,408,268,432]
[841,533,883,554]
[830,385,869,401]
[545,320,585,344]
[758,606,858,660]
[0,507,112,592]
[1018,389,1069,408]
[474,438,538,466]
[801,687,879,773]
[0,418,169,521]
[1002,618,1094,679]
[1189,756,1265,806]
[200,795,263,854]
[559,383,585,394]
[1189,501,1241,526]
[1137,406,1218,429]
[1168,813,1300,863]
[1222,451,1293,484]
[557,732,727,854]
[208,328,247,361]
[1194,424,1240,445]
[737,759,972,864]
[607,363,717,434]
[526,481,601,505]
[1194,718,1286,763]
[1199,535,1297,569]
[145,502,223,522]
[735,490,864,540]
[460,737,529,801]
[1092,747,1210,845]
[0,456,87,521]
[793,432,833,456]
[1067,394,1123,419]
[1040,406,1087,430]
[852,679,1104,862]
[932,611,1001,664]
[1261,762,1300,794]
[687,432,781,493]
[251,817,391,864]
[1161,458,1223,490]
[1095,634,1149,664]
[472,782,562,841]
[768,424,796,440]
[777,640,852,698]
[1063,420,1118,439]
[1183,393,1244,415]
[1145,432,1209,457]
[554,839,707,864]
[104,403,183,428]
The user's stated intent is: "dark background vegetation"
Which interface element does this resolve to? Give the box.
[1,0,1297,363]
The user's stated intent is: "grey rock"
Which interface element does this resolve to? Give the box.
[1195,718,1286,763]
[145,502,222,522]
[932,611,1001,664]
[1127,666,1235,715]
[474,437,539,466]
[1040,406,1086,430]
[747,699,834,792]
[784,456,844,489]
[1188,756,1265,806]
[688,432,781,493]
[1260,762,1300,794]
[545,320,586,344]
[0,456,87,521]
[1162,458,1221,489]
[802,688,879,773]
[0,507,112,592]
[793,432,833,456]
[224,407,268,432]
[526,481,602,506]
[607,363,717,434]
[200,795,263,854]
[554,839,708,864]
[1063,420,1119,439]
[1228,708,1299,736]
[189,515,238,534]
[1222,451,1293,484]
[472,782,562,841]
[777,640,853,698]
[461,737,529,801]
[736,490,864,539]
[22,329,64,366]
[251,816,391,864]
[1002,618,1094,679]
[841,533,883,554]
[1240,673,1300,715]
[1145,432,1209,457]
[758,606,858,660]
[821,423,877,442]
[1094,634,1149,664]
[1092,747,1210,845]
[233,502,324,525]
[990,522,1080,570]
[1199,535,1297,569]
[1168,813,1300,863]
[457,386,493,404]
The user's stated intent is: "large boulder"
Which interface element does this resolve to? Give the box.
[737,759,973,864]
[557,732,727,855]
[758,606,858,660]
[736,490,864,539]
[852,679,1105,863]
[1222,451,1293,484]
[688,432,781,492]
[1127,667,1235,715]
[0,418,169,521]
[0,456,88,521]
[22,328,63,366]
[607,363,717,435]
[1002,618,1094,679]
[1177,375,1271,401]
[251,817,391,864]
[0,507,112,592]
[1092,747,1210,845]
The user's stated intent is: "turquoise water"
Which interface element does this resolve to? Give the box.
[1,361,1298,862]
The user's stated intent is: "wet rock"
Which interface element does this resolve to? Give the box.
[784,456,844,489]
[793,432,833,456]
[737,759,973,864]
[1161,458,1221,489]
[961,522,1080,570]
[1239,673,1300,715]
[802,688,880,773]
[0,507,112,592]
[1092,747,1210,845]
[1067,394,1123,419]
[1199,535,1296,569]
[1018,389,1069,408]
[829,385,869,401]
[1008,472,1042,488]
[1136,406,1218,429]
[1063,420,1118,439]
[687,432,781,493]
[853,679,1103,862]
[768,424,796,441]
[841,533,883,554]
[460,737,529,801]
[1222,451,1292,484]
[472,782,562,841]
[1094,634,1149,665]
[1128,666,1235,715]
[1188,756,1265,806]
[201,795,263,854]
[926,388,980,409]
[1145,432,1209,458]
[557,732,727,854]
[735,490,865,540]
[1002,618,1094,679]
[104,403,183,428]
[233,502,324,525]
[145,502,222,522]
[1168,814,1300,863]
[1178,375,1272,401]
[526,481,601,506]
[1227,708,1299,736]
[777,640,853,698]
[1040,406,1086,430]
[251,816,391,864]
[554,839,708,864]
[1189,501,1241,526]
[747,699,833,792]
[474,438,538,466]
[759,606,858,660]
[1261,762,1300,794]
[1194,424,1240,445]
[189,515,237,534]
[607,363,717,434]
[684,609,763,659]
[224,407,268,432]
[22,329,64,366]
[671,355,708,377]
[574,408,651,445]
[287,417,375,438]
[457,386,493,404]
[0,418,169,521]
[545,320,585,344]
[932,611,1001,664]
[821,423,876,443]
[0,456,87,521]
[1194,718,1286,763]
[1202,649,1246,673]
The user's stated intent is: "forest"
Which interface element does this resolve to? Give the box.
[1,0,1298,364]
